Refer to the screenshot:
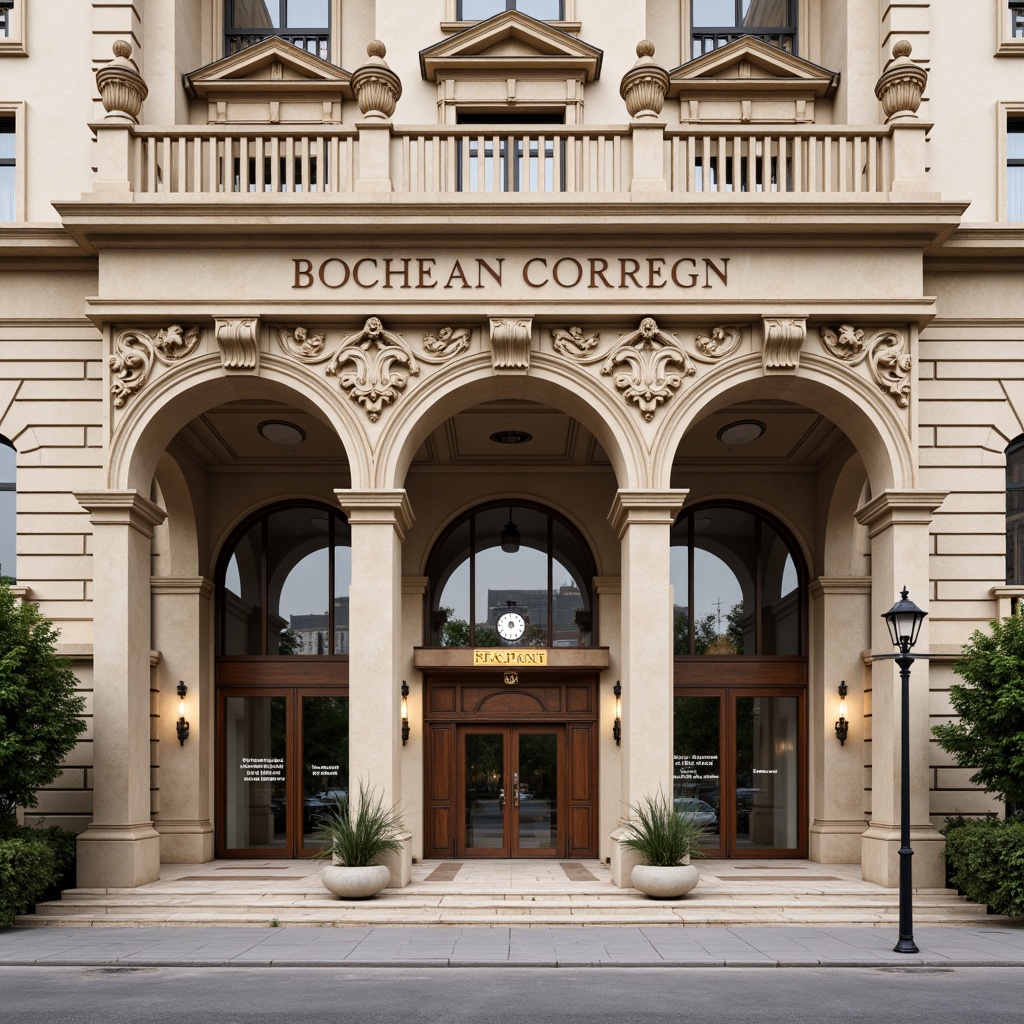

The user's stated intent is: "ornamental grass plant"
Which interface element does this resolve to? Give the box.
[314,781,403,867]
[620,792,709,867]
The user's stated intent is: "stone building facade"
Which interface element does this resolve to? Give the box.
[1,0,1020,893]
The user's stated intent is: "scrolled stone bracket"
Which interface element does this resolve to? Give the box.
[216,317,260,373]
[762,317,808,372]
[819,324,912,408]
[490,317,533,372]
[109,325,201,408]
[324,316,420,422]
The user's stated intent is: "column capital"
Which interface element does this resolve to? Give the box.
[75,490,167,536]
[335,488,414,538]
[809,575,872,599]
[150,576,214,598]
[854,489,946,537]
[608,489,688,538]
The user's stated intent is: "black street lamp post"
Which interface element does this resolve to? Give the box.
[882,587,927,955]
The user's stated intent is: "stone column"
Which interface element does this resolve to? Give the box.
[607,489,687,885]
[335,488,413,886]
[150,576,214,863]
[808,576,872,863]
[855,489,947,887]
[74,490,166,888]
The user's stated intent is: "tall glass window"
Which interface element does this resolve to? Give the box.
[691,0,797,58]
[219,503,351,655]
[427,502,594,647]
[458,1,564,19]
[1006,436,1024,585]
[1009,119,1024,222]
[0,119,15,223]
[671,504,803,656]
[0,436,14,581]
[226,0,330,60]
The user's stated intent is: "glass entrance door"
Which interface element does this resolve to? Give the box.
[674,689,805,857]
[459,726,561,857]
[218,689,348,857]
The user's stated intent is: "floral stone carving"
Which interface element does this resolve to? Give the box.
[692,325,743,363]
[551,326,601,358]
[277,325,330,362]
[819,325,912,408]
[422,326,471,362]
[325,316,420,421]
[601,317,696,421]
[109,325,200,407]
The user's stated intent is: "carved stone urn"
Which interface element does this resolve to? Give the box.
[352,40,402,120]
[874,41,928,122]
[631,859,701,899]
[321,862,392,899]
[619,40,669,120]
[96,40,149,123]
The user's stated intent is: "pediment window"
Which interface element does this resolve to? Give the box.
[421,11,601,124]
[691,0,798,59]
[669,35,838,125]
[226,0,331,62]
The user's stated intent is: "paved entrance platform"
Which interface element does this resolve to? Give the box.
[18,858,998,928]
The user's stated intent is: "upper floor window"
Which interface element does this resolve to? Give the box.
[1014,3,1024,39]
[0,118,14,222]
[0,436,15,582]
[1009,118,1024,221]
[692,0,797,59]
[226,0,330,61]
[1007,436,1024,585]
[0,7,8,38]
[457,1,564,18]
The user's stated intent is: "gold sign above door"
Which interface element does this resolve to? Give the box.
[472,649,548,667]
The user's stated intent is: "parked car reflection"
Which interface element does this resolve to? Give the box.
[673,796,719,830]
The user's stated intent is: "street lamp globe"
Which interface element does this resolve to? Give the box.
[883,587,927,651]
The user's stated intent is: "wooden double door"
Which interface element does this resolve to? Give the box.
[424,677,598,859]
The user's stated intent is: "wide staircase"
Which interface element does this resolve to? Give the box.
[19,859,997,928]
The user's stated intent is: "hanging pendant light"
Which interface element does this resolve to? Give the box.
[500,507,520,553]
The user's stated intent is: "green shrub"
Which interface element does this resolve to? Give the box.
[0,824,78,926]
[944,817,1024,917]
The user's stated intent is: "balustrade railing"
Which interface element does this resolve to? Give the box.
[118,123,895,197]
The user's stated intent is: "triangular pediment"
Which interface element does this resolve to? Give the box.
[184,37,352,100]
[420,11,602,82]
[669,36,838,99]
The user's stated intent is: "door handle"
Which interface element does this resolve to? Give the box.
[499,786,505,809]
[513,771,519,808]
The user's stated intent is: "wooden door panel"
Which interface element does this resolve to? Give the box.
[426,722,455,857]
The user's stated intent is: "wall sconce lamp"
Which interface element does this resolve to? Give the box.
[401,680,410,746]
[835,681,849,746]
[176,681,190,746]
[612,680,622,746]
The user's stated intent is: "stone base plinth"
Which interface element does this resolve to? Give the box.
[77,824,162,888]
[861,823,946,888]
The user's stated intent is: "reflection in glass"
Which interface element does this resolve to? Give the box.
[333,521,352,653]
[458,1,563,18]
[302,696,349,847]
[222,521,263,655]
[761,521,799,654]
[224,696,287,849]
[0,438,15,580]
[465,733,505,850]
[735,696,798,850]
[673,697,721,848]
[517,733,557,848]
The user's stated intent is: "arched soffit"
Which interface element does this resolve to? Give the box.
[109,360,368,494]
[153,451,200,577]
[652,354,913,494]
[822,451,871,577]
[374,354,642,491]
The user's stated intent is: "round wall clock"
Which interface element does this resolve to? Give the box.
[496,611,526,642]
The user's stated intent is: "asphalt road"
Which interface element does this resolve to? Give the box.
[1,966,1022,1024]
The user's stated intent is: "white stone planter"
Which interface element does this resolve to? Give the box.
[321,863,392,899]
[630,863,700,899]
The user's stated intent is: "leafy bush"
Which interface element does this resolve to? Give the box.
[944,816,1024,917]
[314,782,403,867]
[0,825,77,927]
[620,792,709,867]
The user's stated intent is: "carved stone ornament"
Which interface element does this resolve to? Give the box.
[421,326,471,363]
[691,325,743,363]
[601,317,696,421]
[324,316,420,421]
[109,325,201,407]
[619,40,669,120]
[551,326,601,359]
[489,317,533,371]
[351,40,402,120]
[215,318,260,373]
[874,41,927,122]
[762,317,807,372]
[819,325,912,408]
[96,40,149,123]
[277,325,331,363]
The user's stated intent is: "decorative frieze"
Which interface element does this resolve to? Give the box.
[324,316,420,421]
[109,325,201,407]
[762,317,807,372]
[215,318,260,373]
[601,317,696,421]
[489,317,532,371]
[819,325,912,408]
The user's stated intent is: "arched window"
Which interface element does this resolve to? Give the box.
[0,435,14,581]
[218,502,351,655]
[1006,435,1024,585]
[427,502,595,647]
[670,503,804,656]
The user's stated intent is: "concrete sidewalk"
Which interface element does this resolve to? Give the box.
[1,924,1023,968]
